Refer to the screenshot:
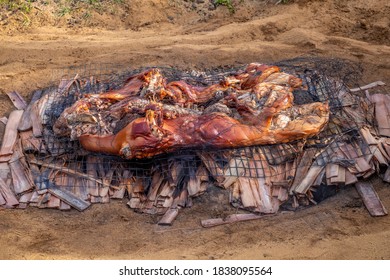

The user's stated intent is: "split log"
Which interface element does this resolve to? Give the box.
[111,169,131,199]
[0,117,7,125]
[312,167,325,187]
[30,101,44,138]
[37,193,51,208]
[330,166,346,184]
[0,177,19,207]
[86,156,100,196]
[383,166,390,183]
[9,140,35,195]
[0,192,6,206]
[19,191,33,204]
[48,184,91,211]
[59,200,71,210]
[350,81,385,92]
[201,213,271,228]
[345,169,358,185]
[197,152,225,184]
[0,110,24,161]
[19,130,45,153]
[290,148,317,193]
[294,165,325,193]
[355,181,388,217]
[18,89,43,131]
[47,195,61,209]
[370,94,390,137]
[29,190,39,204]
[99,168,114,198]
[6,91,27,110]
[158,208,179,226]
[0,162,11,181]
[237,177,257,208]
[221,157,247,189]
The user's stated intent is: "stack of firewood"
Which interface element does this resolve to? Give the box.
[0,71,388,226]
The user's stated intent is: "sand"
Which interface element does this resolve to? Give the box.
[0,0,389,260]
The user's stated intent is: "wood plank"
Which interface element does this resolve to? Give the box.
[221,157,247,189]
[294,165,325,194]
[330,166,346,184]
[9,141,35,195]
[47,194,61,208]
[0,192,6,205]
[158,208,179,226]
[0,117,7,125]
[59,200,71,210]
[48,185,91,211]
[345,169,358,185]
[0,177,19,207]
[355,181,388,216]
[0,110,24,159]
[19,130,45,153]
[201,213,270,228]
[30,101,44,137]
[19,191,33,203]
[371,94,390,137]
[290,149,316,193]
[237,177,257,208]
[6,91,27,110]
[18,89,43,131]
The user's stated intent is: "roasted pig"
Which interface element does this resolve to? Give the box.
[53,63,330,159]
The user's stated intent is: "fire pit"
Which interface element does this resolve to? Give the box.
[0,58,388,226]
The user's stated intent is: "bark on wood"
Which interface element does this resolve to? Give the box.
[0,110,24,160]
[355,181,388,217]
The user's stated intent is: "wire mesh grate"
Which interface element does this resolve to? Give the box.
[27,58,375,192]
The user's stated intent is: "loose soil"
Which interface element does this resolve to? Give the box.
[0,0,389,260]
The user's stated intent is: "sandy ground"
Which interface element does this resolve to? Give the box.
[0,0,390,260]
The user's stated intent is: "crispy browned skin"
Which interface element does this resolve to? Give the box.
[79,102,329,159]
[56,63,329,159]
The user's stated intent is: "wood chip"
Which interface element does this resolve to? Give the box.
[355,181,388,217]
